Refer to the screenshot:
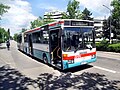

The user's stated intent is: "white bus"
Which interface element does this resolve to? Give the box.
[17,19,96,70]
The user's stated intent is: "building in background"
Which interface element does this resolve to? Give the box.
[44,10,63,20]
[94,19,105,41]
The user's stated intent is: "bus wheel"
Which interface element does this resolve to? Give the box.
[43,55,48,63]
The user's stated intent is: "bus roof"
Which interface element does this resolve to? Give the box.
[61,19,94,22]
[24,19,94,34]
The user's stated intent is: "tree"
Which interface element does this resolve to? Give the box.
[81,8,93,20]
[30,16,54,29]
[111,0,120,39]
[0,4,10,42]
[0,4,10,19]
[13,33,18,41]
[0,28,9,43]
[111,0,120,19]
[103,19,109,39]
[21,28,27,33]
[103,18,116,40]
[62,0,82,19]
[30,16,43,29]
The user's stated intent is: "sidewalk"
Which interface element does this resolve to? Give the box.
[0,40,61,78]
[97,51,120,60]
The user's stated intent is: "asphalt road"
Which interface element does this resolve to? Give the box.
[0,40,120,90]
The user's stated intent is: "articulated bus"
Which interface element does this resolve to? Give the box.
[17,19,96,70]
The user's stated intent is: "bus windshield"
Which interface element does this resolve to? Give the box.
[62,27,95,52]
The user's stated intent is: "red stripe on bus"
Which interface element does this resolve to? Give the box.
[81,52,96,57]
[49,21,64,27]
[63,52,96,60]
[26,21,64,33]
[63,56,75,60]
[34,28,41,30]
[59,21,64,24]
[25,27,41,33]
[49,23,56,27]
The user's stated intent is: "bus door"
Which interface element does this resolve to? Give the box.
[28,34,33,55]
[49,29,62,68]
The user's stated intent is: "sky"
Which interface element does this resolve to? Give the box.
[0,0,113,36]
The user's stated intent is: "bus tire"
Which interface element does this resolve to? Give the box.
[43,54,48,63]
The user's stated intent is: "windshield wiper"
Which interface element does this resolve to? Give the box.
[74,42,82,52]
[86,44,92,50]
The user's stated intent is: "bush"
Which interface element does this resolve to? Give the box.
[107,43,120,53]
[96,39,109,51]
[0,39,4,43]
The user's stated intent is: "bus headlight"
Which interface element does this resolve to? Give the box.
[91,55,96,59]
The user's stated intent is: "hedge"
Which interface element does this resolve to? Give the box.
[96,39,120,53]
[96,39,109,51]
[107,43,120,53]
[0,39,4,43]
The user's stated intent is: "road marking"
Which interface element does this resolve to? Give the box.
[94,66,117,73]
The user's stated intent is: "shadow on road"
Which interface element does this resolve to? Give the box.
[36,73,120,90]
[62,64,93,73]
[0,65,35,90]
[0,65,120,90]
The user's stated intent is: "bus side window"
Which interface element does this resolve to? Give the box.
[51,34,57,44]
[32,32,41,43]
[40,30,49,44]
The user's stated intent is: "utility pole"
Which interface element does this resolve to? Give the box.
[103,5,112,44]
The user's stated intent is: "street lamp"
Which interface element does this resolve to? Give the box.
[103,5,112,44]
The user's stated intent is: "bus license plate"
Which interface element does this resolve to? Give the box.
[81,62,87,65]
